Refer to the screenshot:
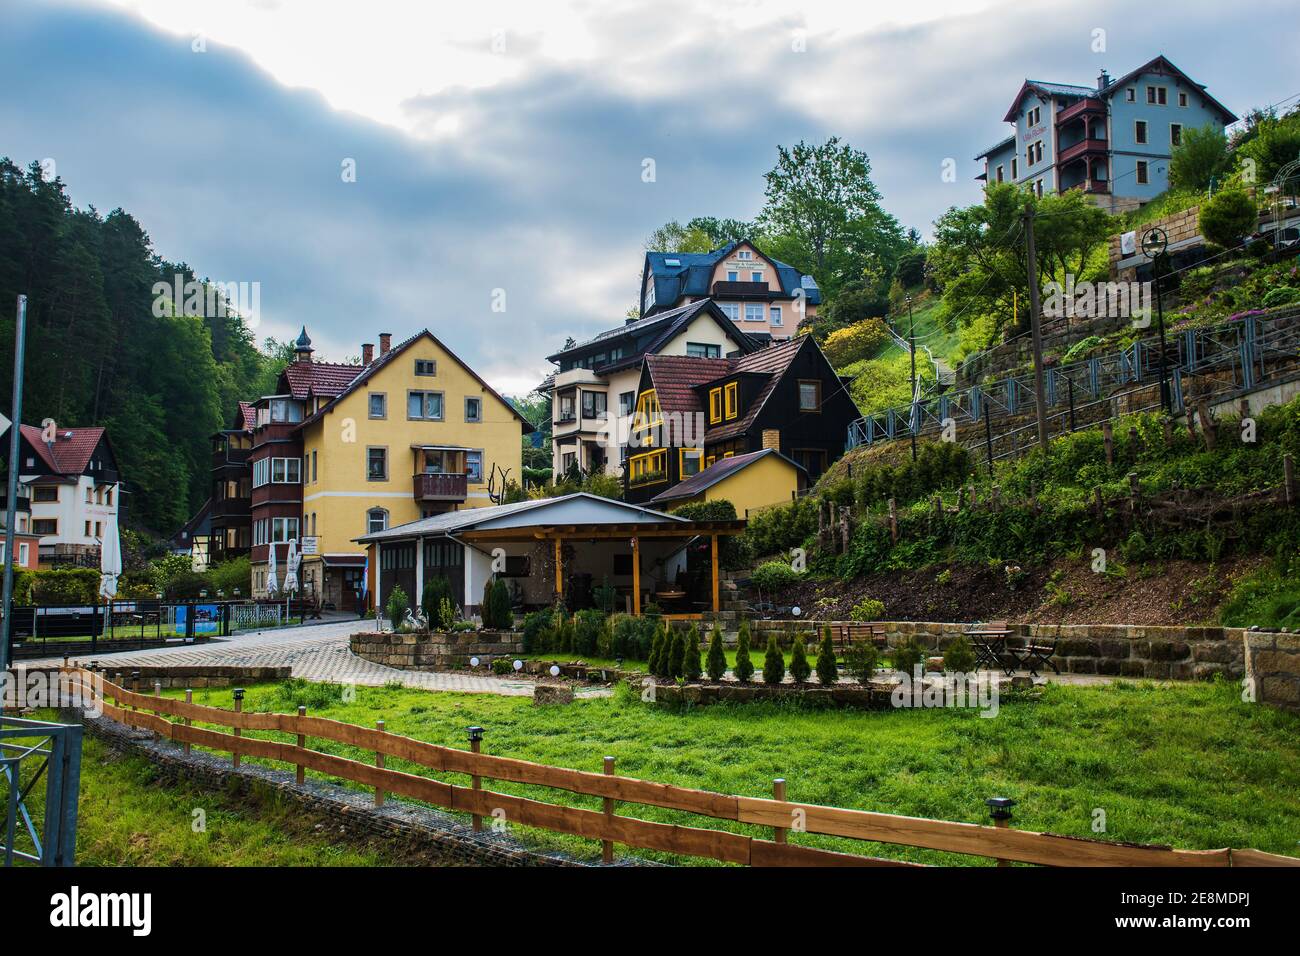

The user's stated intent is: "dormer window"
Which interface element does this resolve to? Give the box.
[737,250,753,260]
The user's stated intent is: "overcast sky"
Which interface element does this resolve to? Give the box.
[1,0,1295,395]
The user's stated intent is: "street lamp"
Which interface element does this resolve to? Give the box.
[1141,227,1172,414]
[907,294,918,462]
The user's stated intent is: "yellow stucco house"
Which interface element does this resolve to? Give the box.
[243,327,531,609]
[649,448,807,516]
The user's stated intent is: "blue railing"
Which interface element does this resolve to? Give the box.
[847,309,1300,451]
[2,715,82,866]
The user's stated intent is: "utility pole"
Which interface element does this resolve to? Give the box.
[1,294,27,692]
[907,293,917,462]
[1022,207,1050,451]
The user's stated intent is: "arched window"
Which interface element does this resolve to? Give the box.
[367,508,389,534]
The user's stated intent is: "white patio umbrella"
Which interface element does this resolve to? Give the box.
[99,512,121,600]
[266,541,279,597]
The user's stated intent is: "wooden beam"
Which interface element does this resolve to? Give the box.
[711,533,720,614]
[554,537,563,598]
[632,535,641,616]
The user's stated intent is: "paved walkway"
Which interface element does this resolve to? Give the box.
[24,620,611,699]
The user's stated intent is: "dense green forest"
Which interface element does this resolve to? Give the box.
[0,158,290,535]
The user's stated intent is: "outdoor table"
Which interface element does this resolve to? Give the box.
[964,627,1021,676]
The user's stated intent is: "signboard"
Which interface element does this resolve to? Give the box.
[301,536,318,555]
[175,603,219,635]
[1120,231,1137,256]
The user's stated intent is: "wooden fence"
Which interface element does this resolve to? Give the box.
[66,668,1299,868]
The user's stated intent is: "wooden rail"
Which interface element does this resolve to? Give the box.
[65,669,1299,868]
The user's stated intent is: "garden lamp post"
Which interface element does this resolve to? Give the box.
[1141,227,1171,414]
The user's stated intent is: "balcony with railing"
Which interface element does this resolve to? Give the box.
[1055,96,1105,126]
[413,472,468,502]
[1057,137,1109,167]
[711,280,771,299]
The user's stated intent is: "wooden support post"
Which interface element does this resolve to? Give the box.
[1102,421,1114,465]
[1285,454,1296,507]
[296,706,307,785]
[1093,486,1104,518]
[1198,399,1215,451]
[469,727,484,832]
[1128,425,1141,459]
[1128,472,1140,514]
[969,484,979,508]
[183,689,192,756]
[990,486,1001,512]
[631,536,641,616]
[933,495,943,518]
[887,498,898,543]
[374,719,386,807]
[710,535,720,614]
[1163,417,1174,446]
[153,681,162,741]
[602,756,616,864]
[773,778,788,844]
[957,486,967,510]
[987,797,1016,867]
[232,688,244,768]
[553,537,563,599]
[1186,409,1197,441]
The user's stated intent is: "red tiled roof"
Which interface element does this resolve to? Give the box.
[644,337,809,445]
[238,402,256,431]
[707,337,808,443]
[280,360,363,400]
[18,424,105,475]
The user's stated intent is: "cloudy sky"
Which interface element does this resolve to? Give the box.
[1,0,1295,395]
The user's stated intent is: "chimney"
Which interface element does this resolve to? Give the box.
[1097,69,1110,91]
[379,332,392,355]
[362,343,374,365]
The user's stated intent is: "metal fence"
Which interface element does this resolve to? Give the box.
[1,715,82,866]
[847,308,1300,452]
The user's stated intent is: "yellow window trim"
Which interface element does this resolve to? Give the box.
[679,447,702,477]
[708,387,722,424]
[632,388,663,434]
[628,448,668,486]
[724,381,738,420]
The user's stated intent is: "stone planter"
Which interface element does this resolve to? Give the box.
[349,630,524,671]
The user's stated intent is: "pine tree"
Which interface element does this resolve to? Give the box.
[734,620,755,683]
[789,637,811,684]
[647,629,663,675]
[816,627,839,686]
[762,636,785,685]
[682,625,703,681]
[481,579,496,628]
[667,630,686,679]
[706,629,727,682]
[490,579,512,630]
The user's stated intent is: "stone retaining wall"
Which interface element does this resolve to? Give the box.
[350,630,523,671]
[739,620,1246,681]
[1244,631,1300,712]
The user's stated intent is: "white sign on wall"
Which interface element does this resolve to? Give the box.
[301,536,319,555]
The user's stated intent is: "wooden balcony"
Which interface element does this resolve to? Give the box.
[1057,137,1109,167]
[711,280,771,298]
[1055,97,1106,125]
[413,472,468,502]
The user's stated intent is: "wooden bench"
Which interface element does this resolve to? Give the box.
[830,623,888,661]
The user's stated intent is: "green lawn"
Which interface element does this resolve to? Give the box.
[144,676,1300,866]
[17,728,443,866]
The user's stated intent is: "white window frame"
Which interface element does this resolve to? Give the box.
[720,302,740,322]
[1135,120,1147,145]
[737,250,753,260]
[271,517,300,542]
[769,306,783,327]
[744,302,764,323]
[408,390,444,421]
[465,396,482,423]
[466,450,483,483]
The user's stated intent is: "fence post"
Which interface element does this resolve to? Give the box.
[1163,417,1174,447]
[1102,421,1114,465]
[153,681,162,742]
[1128,473,1141,515]
[296,705,307,785]
[1198,399,1215,452]
[232,688,244,768]
[374,719,386,807]
[602,755,616,864]
[773,778,788,845]
[990,486,1001,512]
[468,726,485,832]
[183,689,192,756]
[986,796,1016,867]
[1093,486,1104,519]
[1128,425,1142,460]
[887,499,898,544]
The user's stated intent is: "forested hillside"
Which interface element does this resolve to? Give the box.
[0,158,290,535]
